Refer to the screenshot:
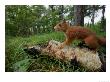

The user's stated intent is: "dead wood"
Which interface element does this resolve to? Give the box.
[24,40,104,71]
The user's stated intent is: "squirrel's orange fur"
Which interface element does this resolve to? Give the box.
[54,20,106,50]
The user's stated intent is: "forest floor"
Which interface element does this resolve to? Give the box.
[5,26,106,72]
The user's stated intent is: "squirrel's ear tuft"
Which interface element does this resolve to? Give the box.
[63,19,66,23]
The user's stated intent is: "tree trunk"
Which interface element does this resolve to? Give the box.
[70,6,74,25]
[74,5,85,26]
[101,5,106,31]
[59,5,64,20]
[91,5,95,25]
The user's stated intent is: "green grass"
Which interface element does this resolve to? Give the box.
[6,32,62,71]
[5,26,106,72]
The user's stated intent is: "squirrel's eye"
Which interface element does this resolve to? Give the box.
[59,24,61,27]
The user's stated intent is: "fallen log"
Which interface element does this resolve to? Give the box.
[24,40,104,71]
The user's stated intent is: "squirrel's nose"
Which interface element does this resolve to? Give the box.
[54,26,57,30]
[54,26,56,29]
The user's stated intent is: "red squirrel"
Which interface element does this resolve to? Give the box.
[54,20,106,50]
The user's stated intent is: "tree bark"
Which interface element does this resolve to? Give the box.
[101,5,106,31]
[91,5,95,25]
[74,5,85,26]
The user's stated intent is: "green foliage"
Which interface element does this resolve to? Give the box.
[5,5,77,36]
[6,5,105,37]
[6,5,47,36]
[85,21,106,36]
[13,59,35,72]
